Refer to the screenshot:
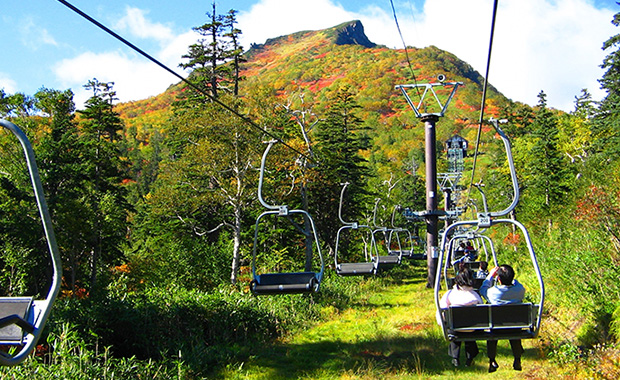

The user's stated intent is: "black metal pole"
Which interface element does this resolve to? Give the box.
[423,114,439,288]
[444,188,452,215]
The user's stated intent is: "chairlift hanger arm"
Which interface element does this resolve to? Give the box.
[390,205,401,228]
[338,182,357,226]
[372,198,382,228]
[489,119,519,217]
[474,119,519,221]
[0,120,62,366]
[257,140,282,211]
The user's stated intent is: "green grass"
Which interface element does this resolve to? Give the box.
[213,262,552,379]
[2,261,608,379]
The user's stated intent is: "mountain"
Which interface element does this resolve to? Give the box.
[241,20,507,130]
[117,20,514,171]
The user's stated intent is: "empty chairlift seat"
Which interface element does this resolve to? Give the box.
[0,297,35,344]
[336,261,377,276]
[334,183,379,277]
[372,228,401,269]
[251,272,320,295]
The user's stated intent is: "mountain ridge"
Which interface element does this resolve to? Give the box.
[246,20,377,56]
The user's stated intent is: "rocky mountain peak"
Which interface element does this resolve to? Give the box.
[334,20,376,48]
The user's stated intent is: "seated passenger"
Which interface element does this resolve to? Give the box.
[479,264,526,372]
[438,267,483,368]
[464,241,477,262]
[476,261,489,279]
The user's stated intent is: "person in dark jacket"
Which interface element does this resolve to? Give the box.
[479,264,526,372]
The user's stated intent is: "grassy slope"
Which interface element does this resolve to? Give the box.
[215,262,556,379]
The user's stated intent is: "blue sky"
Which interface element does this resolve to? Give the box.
[1,0,618,112]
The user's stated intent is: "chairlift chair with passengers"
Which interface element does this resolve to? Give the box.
[250,141,324,295]
[445,230,497,290]
[435,119,544,342]
[0,120,62,366]
[334,183,378,276]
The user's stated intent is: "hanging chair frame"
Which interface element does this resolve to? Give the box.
[250,141,324,295]
[334,183,378,276]
[0,120,62,366]
[370,199,400,269]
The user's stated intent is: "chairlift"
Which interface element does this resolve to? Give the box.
[0,120,62,366]
[435,119,544,342]
[388,205,425,260]
[250,141,324,295]
[445,231,497,290]
[371,199,401,269]
[334,183,378,276]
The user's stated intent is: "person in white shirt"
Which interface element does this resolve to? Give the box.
[439,267,483,367]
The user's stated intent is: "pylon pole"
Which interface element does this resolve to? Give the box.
[422,114,439,288]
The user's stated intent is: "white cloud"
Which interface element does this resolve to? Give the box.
[403,0,615,111]
[52,7,198,108]
[40,29,58,47]
[19,16,58,50]
[0,73,17,94]
[238,0,355,47]
[53,51,180,108]
[50,0,617,112]
[114,7,174,44]
[158,30,200,69]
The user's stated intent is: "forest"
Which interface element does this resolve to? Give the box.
[0,3,620,379]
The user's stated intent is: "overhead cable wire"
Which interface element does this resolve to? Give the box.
[56,0,311,161]
[468,0,499,195]
[389,0,423,101]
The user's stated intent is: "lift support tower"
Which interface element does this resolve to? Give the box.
[396,78,462,288]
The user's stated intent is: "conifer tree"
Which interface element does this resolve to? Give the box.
[525,91,571,229]
[180,2,244,100]
[223,9,244,97]
[34,88,88,294]
[78,79,130,292]
[311,86,370,253]
[591,9,620,156]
